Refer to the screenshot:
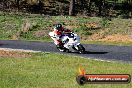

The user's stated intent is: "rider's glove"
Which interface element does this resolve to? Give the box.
[55,35,62,40]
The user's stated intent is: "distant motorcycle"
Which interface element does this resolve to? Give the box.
[49,32,85,54]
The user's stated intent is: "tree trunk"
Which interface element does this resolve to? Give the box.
[98,0,103,16]
[88,0,91,15]
[15,0,20,10]
[81,0,88,15]
[69,0,75,16]
[128,0,132,17]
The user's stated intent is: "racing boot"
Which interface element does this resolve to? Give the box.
[56,40,65,51]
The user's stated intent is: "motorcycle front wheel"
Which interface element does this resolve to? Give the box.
[77,44,85,54]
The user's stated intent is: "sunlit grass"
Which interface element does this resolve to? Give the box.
[0,13,132,46]
[0,52,132,88]
[82,40,132,46]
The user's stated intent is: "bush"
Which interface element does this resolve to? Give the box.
[100,17,110,28]
[73,25,92,36]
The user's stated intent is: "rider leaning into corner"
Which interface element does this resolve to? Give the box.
[53,23,72,49]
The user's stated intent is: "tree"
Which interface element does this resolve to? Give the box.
[97,0,105,16]
[121,0,132,17]
[15,0,20,10]
[87,0,92,15]
[69,0,75,16]
[80,0,88,15]
[126,0,132,17]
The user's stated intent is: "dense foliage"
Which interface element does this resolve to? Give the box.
[0,0,131,17]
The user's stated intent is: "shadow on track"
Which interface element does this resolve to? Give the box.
[85,51,108,54]
[67,51,108,55]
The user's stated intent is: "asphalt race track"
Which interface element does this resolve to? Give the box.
[0,40,132,63]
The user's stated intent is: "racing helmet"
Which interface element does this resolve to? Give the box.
[55,24,62,30]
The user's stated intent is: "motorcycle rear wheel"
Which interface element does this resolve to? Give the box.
[57,47,70,53]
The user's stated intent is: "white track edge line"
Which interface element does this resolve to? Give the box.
[0,48,42,53]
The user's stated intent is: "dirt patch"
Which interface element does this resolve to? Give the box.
[65,22,100,29]
[0,50,32,58]
[33,26,52,38]
[85,22,101,29]
[90,33,132,42]
[89,29,107,40]
[33,30,50,38]
[100,34,132,42]
[65,26,79,29]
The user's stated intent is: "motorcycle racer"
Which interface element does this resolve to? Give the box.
[49,26,85,53]
[53,23,71,49]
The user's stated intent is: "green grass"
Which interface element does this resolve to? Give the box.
[82,40,132,46]
[0,52,132,88]
[0,12,132,46]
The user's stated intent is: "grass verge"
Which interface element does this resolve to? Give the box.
[0,52,132,88]
[82,40,132,46]
[0,12,132,46]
